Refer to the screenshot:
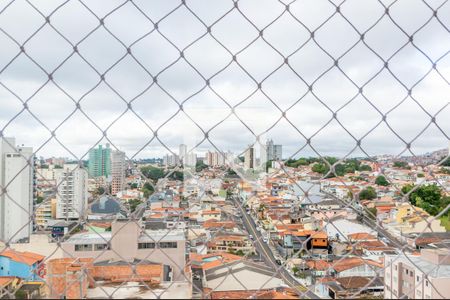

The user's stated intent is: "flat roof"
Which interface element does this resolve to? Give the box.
[64,229,185,244]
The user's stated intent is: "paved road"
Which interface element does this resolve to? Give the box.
[230,196,320,299]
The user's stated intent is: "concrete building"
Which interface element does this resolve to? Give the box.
[206,151,225,167]
[244,146,256,170]
[0,250,45,281]
[61,220,186,281]
[88,144,111,178]
[0,137,34,243]
[266,139,282,161]
[384,249,450,299]
[56,167,88,220]
[179,144,187,161]
[163,153,179,167]
[35,198,56,229]
[111,150,126,195]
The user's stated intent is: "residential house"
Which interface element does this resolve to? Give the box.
[0,250,45,281]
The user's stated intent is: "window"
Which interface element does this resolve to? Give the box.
[395,265,398,271]
[138,242,156,249]
[406,269,409,275]
[425,280,429,287]
[417,276,420,282]
[94,244,108,251]
[75,244,93,251]
[159,242,177,249]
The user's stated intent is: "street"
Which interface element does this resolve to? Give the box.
[231,195,320,299]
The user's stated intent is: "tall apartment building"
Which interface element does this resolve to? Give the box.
[163,154,179,167]
[179,144,196,167]
[179,144,187,161]
[0,138,34,243]
[384,249,450,299]
[111,150,126,195]
[88,144,111,178]
[266,139,282,161]
[244,146,256,169]
[56,168,88,220]
[206,151,225,167]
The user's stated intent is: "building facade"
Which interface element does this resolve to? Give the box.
[88,144,111,178]
[266,139,282,161]
[0,137,34,243]
[111,150,126,195]
[244,146,256,169]
[56,168,88,220]
[61,220,186,281]
[384,249,450,299]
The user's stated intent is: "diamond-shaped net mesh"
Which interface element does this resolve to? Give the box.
[0,0,449,299]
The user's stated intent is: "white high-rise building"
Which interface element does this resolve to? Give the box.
[185,152,197,167]
[179,144,187,160]
[56,168,88,220]
[0,138,34,243]
[111,150,126,195]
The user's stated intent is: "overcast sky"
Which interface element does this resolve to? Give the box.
[0,0,449,160]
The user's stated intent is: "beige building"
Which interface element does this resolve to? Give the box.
[61,220,186,281]
[35,198,57,229]
[111,150,126,195]
[384,249,450,299]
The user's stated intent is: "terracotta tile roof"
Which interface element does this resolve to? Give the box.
[203,220,235,229]
[0,276,17,286]
[202,210,221,215]
[333,258,383,272]
[275,224,304,231]
[305,260,332,271]
[209,289,299,299]
[312,231,328,239]
[190,252,242,270]
[357,241,386,248]
[0,250,44,266]
[347,233,377,241]
[335,276,371,289]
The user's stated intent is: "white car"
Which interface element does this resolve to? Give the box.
[263,237,268,243]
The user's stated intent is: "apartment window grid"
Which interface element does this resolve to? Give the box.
[0,0,448,299]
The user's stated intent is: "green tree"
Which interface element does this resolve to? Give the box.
[441,157,450,167]
[440,168,450,175]
[375,175,389,186]
[359,164,372,172]
[128,199,142,213]
[393,161,409,169]
[141,166,165,181]
[195,161,208,172]
[36,196,44,204]
[265,160,272,171]
[402,184,448,216]
[366,207,378,220]
[359,186,377,200]
[96,187,105,195]
[142,182,154,199]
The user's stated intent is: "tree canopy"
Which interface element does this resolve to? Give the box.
[401,184,449,216]
[359,186,377,200]
[375,175,389,186]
